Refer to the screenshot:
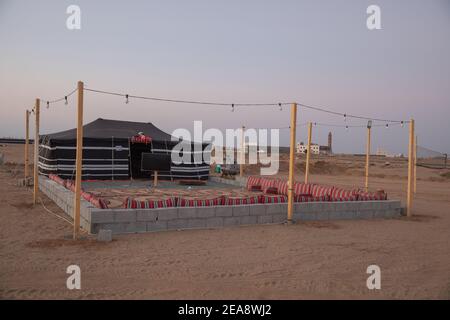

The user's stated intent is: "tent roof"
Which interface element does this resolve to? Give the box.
[43,118,174,141]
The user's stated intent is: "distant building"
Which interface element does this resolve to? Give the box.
[296,131,332,155]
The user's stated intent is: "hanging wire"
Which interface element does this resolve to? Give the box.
[83,86,409,123]
[40,87,78,107]
[84,87,291,107]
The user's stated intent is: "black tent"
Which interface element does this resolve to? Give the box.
[38,118,210,180]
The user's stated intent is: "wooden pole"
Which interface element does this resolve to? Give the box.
[406,119,415,217]
[240,126,245,177]
[33,99,40,205]
[414,135,417,194]
[287,103,297,222]
[154,171,158,187]
[25,110,30,179]
[73,81,84,239]
[365,123,372,191]
[304,122,312,184]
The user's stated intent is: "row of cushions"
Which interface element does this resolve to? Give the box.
[49,175,109,209]
[247,176,387,202]
[123,195,289,209]
[122,191,377,209]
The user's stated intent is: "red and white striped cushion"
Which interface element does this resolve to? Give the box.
[358,191,387,201]
[330,188,358,201]
[276,180,289,196]
[295,195,329,202]
[123,197,176,209]
[178,197,224,207]
[310,184,334,197]
[293,183,312,196]
[259,195,288,204]
[247,176,262,191]
[260,178,278,193]
[225,196,260,205]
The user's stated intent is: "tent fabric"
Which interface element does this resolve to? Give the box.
[38,118,210,180]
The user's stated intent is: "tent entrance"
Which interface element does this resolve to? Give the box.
[129,141,153,179]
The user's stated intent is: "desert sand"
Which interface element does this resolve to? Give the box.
[0,144,449,299]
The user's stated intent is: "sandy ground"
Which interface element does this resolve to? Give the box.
[0,144,449,299]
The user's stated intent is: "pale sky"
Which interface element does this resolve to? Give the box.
[1,0,449,154]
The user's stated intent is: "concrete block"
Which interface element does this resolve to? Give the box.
[215,206,233,217]
[356,211,373,219]
[360,201,375,211]
[334,211,356,220]
[167,219,190,230]
[232,205,250,217]
[92,223,125,234]
[223,217,240,226]
[316,211,330,220]
[114,210,137,222]
[136,210,157,222]
[206,217,223,228]
[388,200,401,209]
[298,212,317,221]
[178,207,197,219]
[147,220,168,232]
[123,222,147,233]
[196,207,216,218]
[97,229,112,242]
[187,218,207,229]
[240,215,257,225]
[266,204,282,215]
[258,215,273,224]
[157,208,178,221]
[272,214,286,223]
[90,210,115,223]
[249,204,266,216]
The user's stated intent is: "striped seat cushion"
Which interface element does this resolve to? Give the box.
[178,197,224,207]
[247,176,262,191]
[358,191,388,201]
[294,195,329,202]
[49,174,65,187]
[260,178,278,193]
[276,180,289,196]
[90,195,109,209]
[124,197,176,209]
[310,184,334,198]
[225,196,260,206]
[259,195,288,204]
[330,188,359,201]
[293,183,312,196]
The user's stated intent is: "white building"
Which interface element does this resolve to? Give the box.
[297,143,320,154]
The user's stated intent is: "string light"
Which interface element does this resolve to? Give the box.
[401,121,404,127]
[231,103,235,112]
[385,123,389,129]
[80,86,409,124]
[278,103,282,111]
[46,101,49,109]
[65,96,68,105]
[345,125,349,131]
[125,94,129,104]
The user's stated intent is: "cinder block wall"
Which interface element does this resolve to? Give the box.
[39,177,403,235]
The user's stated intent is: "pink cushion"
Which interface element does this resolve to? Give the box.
[225,196,260,205]
[358,191,387,201]
[259,195,288,204]
[310,184,334,197]
[178,197,224,207]
[293,183,312,196]
[247,176,262,191]
[260,178,278,193]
